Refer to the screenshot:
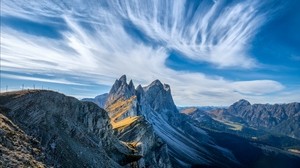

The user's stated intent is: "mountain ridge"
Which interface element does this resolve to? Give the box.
[104,75,241,167]
[2,76,300,167]
[211,99,300,139]
[0,90,142,167]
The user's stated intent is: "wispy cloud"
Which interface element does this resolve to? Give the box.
[1,0,297,105]
[1,73,90,86]
[112,0,265,68]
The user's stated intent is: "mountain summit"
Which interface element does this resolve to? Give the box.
[105,75,135,107]
[104,75,240,167]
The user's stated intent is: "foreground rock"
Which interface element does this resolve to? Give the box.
[0,90,140,167]
[0,111,45,167]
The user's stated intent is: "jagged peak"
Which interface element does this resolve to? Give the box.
[135,84,144,102]
[144,79,163,91]
[128,80,134,89]
[105,75,136,106]
[150,80,172,92]
[119,75,127,84]
[136,84,144,93]
[151,79,163,86]
[234,99,251,106]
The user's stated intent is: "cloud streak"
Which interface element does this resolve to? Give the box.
[1,0,296,105]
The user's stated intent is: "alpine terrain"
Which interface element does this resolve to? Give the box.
[1,75,300,167]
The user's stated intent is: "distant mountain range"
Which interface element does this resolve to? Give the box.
[1,75,300,167]
[184,99,300,139]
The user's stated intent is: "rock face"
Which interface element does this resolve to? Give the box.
[213,99,300,138]
[82,93,108,108]
[0,111,46,167]
[0,90,140,167]
[141,80,177,114]
[113,116,170,168]
[105,76,172,168]
[106,75,135,107]
[105,75,239,168]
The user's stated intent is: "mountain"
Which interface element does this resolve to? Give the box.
[0,90,147,167]
[106,75,136,107]
[181,107,300,168]
[104,77,172,168]
[103,75,300,168]
[105,75,241,167]
[2,77,300,168]
[82,93,108,108]
[210,99,300,139]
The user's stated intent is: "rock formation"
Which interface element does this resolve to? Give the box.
[0,90,140,167]
[105,76,172,168]
[105,75,239,167]
[2,76,300,168]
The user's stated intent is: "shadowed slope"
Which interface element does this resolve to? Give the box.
[0,90,141,167]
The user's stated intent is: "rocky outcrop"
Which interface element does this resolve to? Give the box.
[106,75,135,107]
[113,116,171,168]
[141,80,177,114]
[0,90,140,167]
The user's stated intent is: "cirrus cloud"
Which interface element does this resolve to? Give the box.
[1,0,296,105]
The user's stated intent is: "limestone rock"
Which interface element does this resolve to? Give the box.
[0,90,140,167]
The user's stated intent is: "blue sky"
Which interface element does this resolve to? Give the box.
[0,0,299,105]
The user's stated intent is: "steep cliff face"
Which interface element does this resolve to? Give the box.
[0,90,140,167]
[105,75,139,122]
[105,75,239,168]
[105,76,172,168]
[106,75,136,107]
[113,116,171,168]
[217,99,300,138]
[140,80,239,167]
[140,80,177,114]
[106,96,138,123]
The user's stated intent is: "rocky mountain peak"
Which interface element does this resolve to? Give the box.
[119,74,127,83]
[136,84,144,101]
[142,79,177,113]
[105,75,178,117]
[234,99,251,107]
[148,79,163,88]
[136,84,144,93]
[128,79,135,95]
[227,99,251,115]
[105,75,135,107]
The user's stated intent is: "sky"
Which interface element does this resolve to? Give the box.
[0,0,300,106]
